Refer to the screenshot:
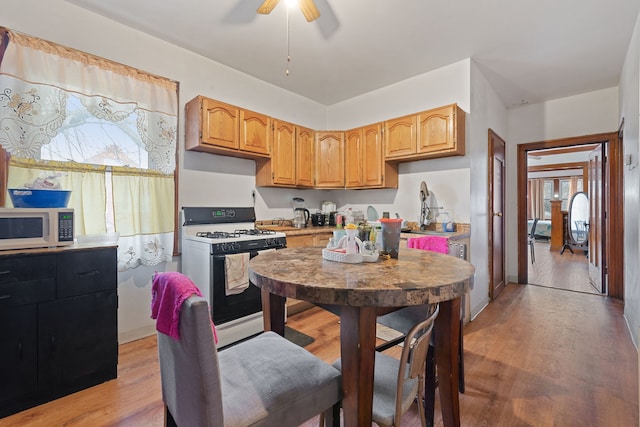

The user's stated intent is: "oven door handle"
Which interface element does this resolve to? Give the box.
[212,251,260,261]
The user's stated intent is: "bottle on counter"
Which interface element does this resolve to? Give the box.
[443,212,455,232]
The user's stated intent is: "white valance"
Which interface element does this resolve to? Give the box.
[0,29,177,173]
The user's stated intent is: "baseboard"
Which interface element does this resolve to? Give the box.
[119,325,156,344]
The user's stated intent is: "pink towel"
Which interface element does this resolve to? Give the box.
[407,235,449,254]
[151,272,218,343]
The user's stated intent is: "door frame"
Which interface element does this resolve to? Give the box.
[516,132,624,299]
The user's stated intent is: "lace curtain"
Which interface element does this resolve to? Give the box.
[0,28,177,271]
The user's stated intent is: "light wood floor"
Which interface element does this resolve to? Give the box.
[2,284,637,426]
[528,240,600,294]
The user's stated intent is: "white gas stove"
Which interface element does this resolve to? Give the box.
[181,207,286,348]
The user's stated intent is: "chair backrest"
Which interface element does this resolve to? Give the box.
[529,218,539,240]
[157,295,224,427]
[393,304,440,424]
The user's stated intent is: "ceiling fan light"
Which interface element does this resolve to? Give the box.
[285,0,298,8]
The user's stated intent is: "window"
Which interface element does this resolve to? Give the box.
[542,180,553,219]
[0,28,177,271]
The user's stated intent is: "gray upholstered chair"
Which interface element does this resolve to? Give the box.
[332,304,439,427]
[157,295,342,427]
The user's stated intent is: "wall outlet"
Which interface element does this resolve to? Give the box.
[624,154,632,166]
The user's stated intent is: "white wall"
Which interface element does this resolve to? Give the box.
[506,87,620,284]
[326,59,471,129]
[619,11,640,346]
[468,61,509,318]
[324,59,472,226]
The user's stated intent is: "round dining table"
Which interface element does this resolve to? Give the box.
[249,246,475,427]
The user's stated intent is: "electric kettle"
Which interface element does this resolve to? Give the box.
[293,208,310,228]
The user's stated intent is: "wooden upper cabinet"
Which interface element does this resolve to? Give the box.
[384,104,465,161]
[197,97,239,149]
[416,104,465,157]
[296,126,314,187]
[345,123,396,189]
[270,120,296,186]
[345,128,362,187]
[185,96,270,160]
[315,131,345,188]
[239,109,271,156]
[362,124,384,187]
[256,122,315,188]
[384,114,417,159]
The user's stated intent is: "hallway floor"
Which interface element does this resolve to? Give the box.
[528,240,601,294]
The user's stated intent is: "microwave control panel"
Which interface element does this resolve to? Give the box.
[58,212,74,242]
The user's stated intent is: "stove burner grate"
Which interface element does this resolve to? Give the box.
[194,229,277,240]
[235,229,276,236]
[195,231,242,239]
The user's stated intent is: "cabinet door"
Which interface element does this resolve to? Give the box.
[38,291,118,392]
[271,120,296,186]
[417,104,465,157]
[0,305,37,410]
[201,98,239,149]
[286,235,315,248]
[384,114,417,159]
[312,233,332,247]
[296,126,315,187]
[362,123,384,187]
[56,248,117,298]
[315,131,345,188]
[345,128,362,188]
[239,109,271,156]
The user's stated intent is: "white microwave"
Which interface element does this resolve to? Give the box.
[0,208,74,251]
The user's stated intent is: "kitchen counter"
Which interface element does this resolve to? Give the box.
[0,243,118,257]
[257,224,336,236]
[401,229,470,241]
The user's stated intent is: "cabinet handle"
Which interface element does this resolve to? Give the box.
[0,294,11,301]
[78,269,100,277]
[18,342,22,360]
[0,270,11,275]
[51,336,56,352]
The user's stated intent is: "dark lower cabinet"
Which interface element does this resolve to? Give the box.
[0,247,117,418]
[0,305,38,407]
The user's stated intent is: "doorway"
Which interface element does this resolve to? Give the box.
[516,132,624,299]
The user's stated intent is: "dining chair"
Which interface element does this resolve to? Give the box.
[375,302,464,427]
[332,304,440,427]
[529,218,539,264]
[154,273,342,427]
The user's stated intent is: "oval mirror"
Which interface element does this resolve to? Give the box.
[568,191,589,245]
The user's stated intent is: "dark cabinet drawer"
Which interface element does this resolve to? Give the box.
[0,255,56,308]
[0,254,56,285]
[56,248,117,297]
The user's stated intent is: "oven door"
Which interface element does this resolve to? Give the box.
[210,250,264,325]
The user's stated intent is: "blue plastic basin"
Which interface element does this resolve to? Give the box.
[8,189,71,208]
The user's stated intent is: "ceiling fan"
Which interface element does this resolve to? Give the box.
[257,0,321,22]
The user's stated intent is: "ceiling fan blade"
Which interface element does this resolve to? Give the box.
[299,0,321,22]
[257,0,280,15]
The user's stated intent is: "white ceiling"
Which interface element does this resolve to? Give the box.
[65,0,639,107]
